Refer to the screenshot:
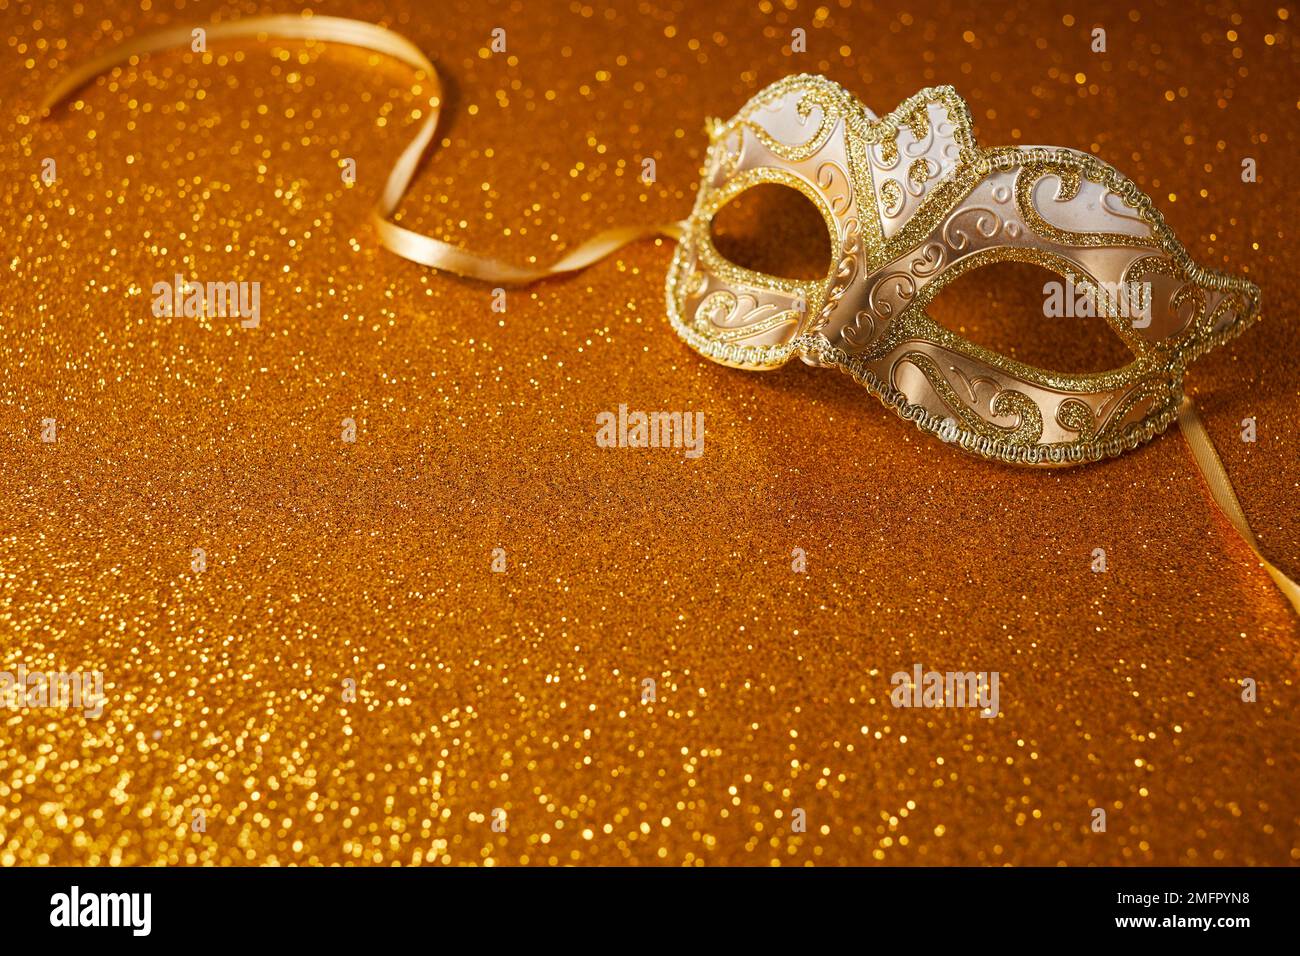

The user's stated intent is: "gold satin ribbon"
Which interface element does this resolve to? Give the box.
[38,12,681,284]
[1179,397,1300,616]
[38,15,1297,618]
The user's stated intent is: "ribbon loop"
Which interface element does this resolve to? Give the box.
[39,13,679,285]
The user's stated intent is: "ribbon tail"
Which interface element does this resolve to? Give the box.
[372,215,683,286]
[1178,396,1300,617]
[38,13,680,286]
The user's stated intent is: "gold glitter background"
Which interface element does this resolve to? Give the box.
[2,0,1298,866]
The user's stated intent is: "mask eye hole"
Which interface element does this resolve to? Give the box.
[926,262,1133,374]
[708,183,831,282]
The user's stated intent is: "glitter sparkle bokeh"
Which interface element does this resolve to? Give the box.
[1,0,1298,865]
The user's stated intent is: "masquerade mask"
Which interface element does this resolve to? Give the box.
[666,75,1261,467]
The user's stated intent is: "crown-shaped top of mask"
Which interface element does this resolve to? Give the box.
[666,75,1260,466]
